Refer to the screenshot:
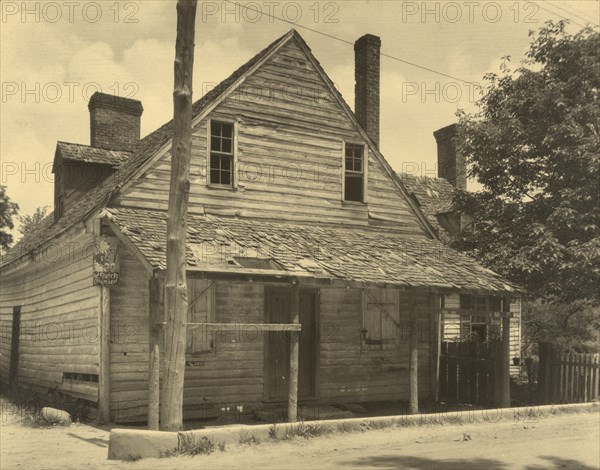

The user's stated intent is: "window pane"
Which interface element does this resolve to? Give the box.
[221,137,232,154]
[221,123,233,137]
[211,136,220,152]
[211,121,222,137]
[220,169,231,185]
[345,174,363,202]
[220,154,232,171]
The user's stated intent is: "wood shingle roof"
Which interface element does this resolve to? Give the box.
[106,207,520,294]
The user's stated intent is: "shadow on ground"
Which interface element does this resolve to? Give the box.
[524,456,598,469]
[344,455,507,469]
[344,454,596,469]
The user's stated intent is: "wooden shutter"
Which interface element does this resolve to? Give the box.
[363,287,399,349]
[186,279,214,354]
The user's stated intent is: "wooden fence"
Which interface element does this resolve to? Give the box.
[538,342,600,404]
[439,341,500,405]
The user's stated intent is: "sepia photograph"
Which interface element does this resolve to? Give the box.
[0,1,599,468]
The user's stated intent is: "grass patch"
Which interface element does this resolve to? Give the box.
[161,433,221,458]
[282,420,334,440]
[268,424,278,440]
[238,430,261,445]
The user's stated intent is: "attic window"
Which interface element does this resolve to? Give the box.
[209,121,234,186]
[344,143,365,202]
[233,257,282,270]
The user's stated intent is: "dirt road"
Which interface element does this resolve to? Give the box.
[1,409,598,469]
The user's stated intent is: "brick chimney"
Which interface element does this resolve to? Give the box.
[434,124,466,190]
[88,92,143,151]
[354,34,381,148]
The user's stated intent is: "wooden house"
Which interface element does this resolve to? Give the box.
[0,30,521,423]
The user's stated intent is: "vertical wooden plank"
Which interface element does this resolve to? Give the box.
[499,297,511,407]
[439,342,448,402]
[98,286,111,423]
[559,353,564,403]
[408,289,419,414]
[537,343,544,404]
[592,354,600,400]
[9,306,21,384]
[288,280,300,422]
[448,344,458,403]
[148,277,164,430]
[429,309,442,402]
[569,353,575,403]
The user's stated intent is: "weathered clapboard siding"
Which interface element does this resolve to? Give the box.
[183,282,265,415]
[0,230,100,401]
[442,294,461,340]
[319,288,431,402]
[109,245,151,422]
[441,293,522,376]
[509,297,522,375]
[110,271,266,423]
[115,38,428,236]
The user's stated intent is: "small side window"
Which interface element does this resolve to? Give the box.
[209,121,234,186]
[344,144,364,202]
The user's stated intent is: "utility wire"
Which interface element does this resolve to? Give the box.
[223,0,480,86]
[541,0,599,26]
[545,0,600,23]
[535,2,588,28]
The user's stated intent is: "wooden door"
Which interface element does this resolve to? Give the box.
[265,288,317,400]
[9,306,21,383]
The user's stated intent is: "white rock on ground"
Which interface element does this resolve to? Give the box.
[41,407,72,426]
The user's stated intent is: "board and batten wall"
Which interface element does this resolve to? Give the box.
[109,270,434,423]
[114,37,428,236]
[0,229,100,402]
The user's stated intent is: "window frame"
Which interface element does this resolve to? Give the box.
[206,118,238,189]
[342,141,367,204]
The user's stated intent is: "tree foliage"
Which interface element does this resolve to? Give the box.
[0,185,19,251]
[454,21,600,310]
[18,206,49,237]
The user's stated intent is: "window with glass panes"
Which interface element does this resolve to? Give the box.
[344,144,364,202]
[209,121,234,186]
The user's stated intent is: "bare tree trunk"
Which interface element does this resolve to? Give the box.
[408,289,419,414]
[161,0,197,432]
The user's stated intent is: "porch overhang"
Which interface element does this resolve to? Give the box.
[104,207,522,296]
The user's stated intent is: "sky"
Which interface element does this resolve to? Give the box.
[1,0,598,232]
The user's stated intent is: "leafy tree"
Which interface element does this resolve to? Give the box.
[454,21,599,310]
[18,206,49,237]
[0,185,19,251]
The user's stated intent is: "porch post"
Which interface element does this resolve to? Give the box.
[500,296,512,408]
[288,280,300,422]
[148,276,164,430]
[408,289,419,414]
[429,300,442,403]
[98,286,111,422]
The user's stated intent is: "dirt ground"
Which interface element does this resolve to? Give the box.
[1,405,598,469]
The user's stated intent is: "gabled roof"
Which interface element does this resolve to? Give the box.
[3,29,437,268]
[396,173,456,230]
[105,207,520,294]
[1,30,291,268]
[56,142,131,168]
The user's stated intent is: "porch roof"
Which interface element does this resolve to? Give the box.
[106,207,521,294]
